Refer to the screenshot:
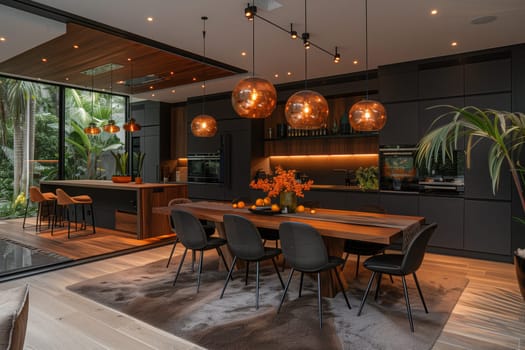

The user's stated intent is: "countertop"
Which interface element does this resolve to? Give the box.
[41,180,187,190]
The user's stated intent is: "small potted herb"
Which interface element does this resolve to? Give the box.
[110,151,131,183]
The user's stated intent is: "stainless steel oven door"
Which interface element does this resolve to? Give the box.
[187,153,222,183]
[379,147,420,191]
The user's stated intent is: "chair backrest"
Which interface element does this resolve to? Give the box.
[279,221,329,271]
[400,223,437,274]
[223,214,265,260]
[29,186,46,203]
[167,198,192,231]
[170,209,209,250]
[56,188,75,206]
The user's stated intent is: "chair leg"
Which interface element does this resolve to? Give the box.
[315,272,323,328]
[220,256,237,299]
[298,272,305,298]
[216,247,231,277]
[36,202,42,232]
[66,205,72,239]
[196,249,204,293]
[22,200,30,229]
[270,257,285,288]
[412,272,428,313]
[256,261,260,310]
[355,255,361,279]
[277,268,295,314]
[245,261,250,285]
[358,271,376,316]
[401,275,414,332]
[90,203,96,234]
[173,248,188,286]
[374,272,383,301]
[334,268,351,309]
[166,238,179,268]
[191,250,196,272]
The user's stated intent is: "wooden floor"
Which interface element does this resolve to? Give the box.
[0,218,524,349]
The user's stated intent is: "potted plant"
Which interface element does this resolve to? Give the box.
[134,151,146,184]
[416,105,525,300]
[110,150,131,183]
[355,166,379,191]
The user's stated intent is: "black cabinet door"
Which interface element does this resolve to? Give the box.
[418,97,465,147]
[379,102,419,145]
[464,199,511,256]
[378,63,418,103]
[379,193,419,216]
[465,59,511,95]
[419,196,464,250]
[418,64,464,99]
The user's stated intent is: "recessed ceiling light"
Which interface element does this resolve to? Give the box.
[41,58,47,62]
[274,73,279,78]
[0,37,6,42]
[471,15,497,25]
[287,72,292,76]
[192,77,197,81]
[151,93,155,97]
[353,60,358,65]
[73,44,79,49]
[430,9,438,15]
[451,41,458,47]
[170,71,174,75]
[241,51,247,56]
[149,85,154,90]
[65,77,69,81]
[127,58,132,62]
[171,89,176,93]
[201,84,205,88]
[147,17,154,22]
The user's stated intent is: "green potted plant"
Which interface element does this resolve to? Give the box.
[355,166,379,191]
[134,151,146,184]
[416,105,525,300]
[110,150,130,183]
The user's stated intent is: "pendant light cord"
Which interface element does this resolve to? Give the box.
[365,0,369,99]
[202,16,207,114]
[252,1,255,77]
[304,0,308,89]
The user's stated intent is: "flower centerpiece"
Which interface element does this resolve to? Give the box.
[249,166,314,213]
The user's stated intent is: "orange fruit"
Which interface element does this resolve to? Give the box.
[296,205,305,213]
[232,203,238,208]
[237,201,245,208]
[271,204,280,212]
[263,197,272,205]
[250,205,257,210]
[255,198,264,206]
[310,209,316,214]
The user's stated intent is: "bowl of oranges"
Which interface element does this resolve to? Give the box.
[248,197,280,215]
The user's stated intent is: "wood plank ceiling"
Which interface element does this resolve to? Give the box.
[0,23,239,94]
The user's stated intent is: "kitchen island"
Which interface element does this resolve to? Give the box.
[41,180,187,239]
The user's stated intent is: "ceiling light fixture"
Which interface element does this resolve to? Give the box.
[84,73,101,135]
[244,4,256,20]
[232,3,277,119]
[290,23,298,39]
[191,16,217,137]
[334,47,341,63]
[103,64,120,133]
[123,59,142,133]
[348,0,387,132]
[284,0,329,130]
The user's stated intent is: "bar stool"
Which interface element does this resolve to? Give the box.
[53,188,96,238]
[22,186,56,232]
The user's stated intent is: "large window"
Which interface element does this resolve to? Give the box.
[0,76,127,218]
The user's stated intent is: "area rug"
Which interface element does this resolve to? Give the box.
[68,254,468,350]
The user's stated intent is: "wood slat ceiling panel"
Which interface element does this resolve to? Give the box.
[0,23,237,94]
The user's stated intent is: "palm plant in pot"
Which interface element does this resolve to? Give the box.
[110,150,130,183]
[134,151,146,184]
[416,105,525,300]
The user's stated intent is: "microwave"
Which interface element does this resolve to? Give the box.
[379,146,420,192]
[187,152,222,183]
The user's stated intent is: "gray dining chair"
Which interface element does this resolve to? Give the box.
[357,222,438,332]
[220,214,285,309]
[277,221,351,328]
[170,208,230,293]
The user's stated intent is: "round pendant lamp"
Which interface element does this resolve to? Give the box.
[284,0,328,130]
[84,122,101,135]
[103,64,120,133]
[103,119,120,133]
[123,118,142,132]
[191,115,218,137]
[285,90,329,129]
[349,0,387,132]
[191,16,218,137]
[231,3,276,119]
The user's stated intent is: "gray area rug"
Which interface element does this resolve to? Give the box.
[68,254,468,350]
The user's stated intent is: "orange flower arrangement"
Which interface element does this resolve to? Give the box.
[250,166,314,198]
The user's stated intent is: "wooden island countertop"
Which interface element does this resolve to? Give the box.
[41,180,187,239]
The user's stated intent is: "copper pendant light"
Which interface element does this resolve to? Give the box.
[103,64,120,133]
[123,59,142,133]
[84,73,101,135]
[231,4,276,119]
[284,0,329,130]
[191,16,218,137]
[103,119,120,133]
[349,0,387,132]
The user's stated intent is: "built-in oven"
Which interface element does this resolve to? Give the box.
[187,152,222,183]
[379,146,420,192]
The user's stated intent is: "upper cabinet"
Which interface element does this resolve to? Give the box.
[418,62,464,99]
[464,58,511,95]
[264,134,378,156]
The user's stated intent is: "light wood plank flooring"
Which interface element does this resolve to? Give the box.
[0,242,523,349]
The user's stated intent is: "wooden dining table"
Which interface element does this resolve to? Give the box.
[153,201,425,298]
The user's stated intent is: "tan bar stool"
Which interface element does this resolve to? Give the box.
[22,186,56,232]
[53,188,96,238]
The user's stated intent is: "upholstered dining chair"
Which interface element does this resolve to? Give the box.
[170,208,230,293]
[53,188,95,238]
[220,214,285,309]
[357,222,438,332]
[165,198,216,268]
[22,186,56,232]
[277,221,351,328]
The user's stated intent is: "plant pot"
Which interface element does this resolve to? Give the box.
[279,191,297,213]
[134,177,143,184]
[112,175,131,183]
[514,252,525,301]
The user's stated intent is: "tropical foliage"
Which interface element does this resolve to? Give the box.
[416,105,525,216]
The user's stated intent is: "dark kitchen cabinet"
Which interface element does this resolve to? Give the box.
[418,97,465,142]
[464,199,511,256]
[418,63,464,99]
[464,58,511,95]
[379,192,419,216]
[419,195,464,250]
[378,62,419,103]
[379,102,419,146]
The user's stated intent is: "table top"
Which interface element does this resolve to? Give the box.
[153,201,424,245]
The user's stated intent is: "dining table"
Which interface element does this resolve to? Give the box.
[153,201,425,298]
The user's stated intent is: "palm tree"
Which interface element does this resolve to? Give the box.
[416,105,525,217]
